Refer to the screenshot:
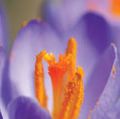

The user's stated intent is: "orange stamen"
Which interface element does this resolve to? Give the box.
[34,38,84,119]
[34,50,47,108]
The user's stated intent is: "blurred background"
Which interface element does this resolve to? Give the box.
[3,0,120,47]
[4,0,43,46]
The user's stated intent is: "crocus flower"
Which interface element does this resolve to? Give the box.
[0,0,120,119]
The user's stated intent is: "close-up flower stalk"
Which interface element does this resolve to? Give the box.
[0,0,120,119]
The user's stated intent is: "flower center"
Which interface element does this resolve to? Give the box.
[34,38,84,119]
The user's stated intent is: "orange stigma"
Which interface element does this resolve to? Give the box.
[34,38,84,119]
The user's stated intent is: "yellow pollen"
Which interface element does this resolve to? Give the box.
[34,38,84,119]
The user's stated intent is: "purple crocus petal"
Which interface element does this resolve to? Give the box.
[0,111,3,119]
[1,58,19,108]
[112,26,120,56]
[0,47,5,87]
[0,48,7,119]
[74,12,112,54]
[90,46,120,119]
[0,47,5,119]
[42,0,86,34]
[107,98,120,119]
[68,12,113,82]
[7,96,51,119]
[0,47,5,86]
[79,45,116,119]
[9,20,61,103]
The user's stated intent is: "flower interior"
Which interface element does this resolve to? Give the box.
[34,38,84,119]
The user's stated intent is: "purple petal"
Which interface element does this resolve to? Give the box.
[7,96,51,119]
[74,12,112,54]
[0,48,5,95]
[0,47,5,84]
[67,12,112,83]
[112,26,120,56]
[90,46,120,119]
[107,98,120,119]
[1,58,19,107]
[0,111,3,119]
[42,0,86,34]
[0,48,11,119]
[1,59,12,107]
[79,45,116,119]
[9,20,61,103]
